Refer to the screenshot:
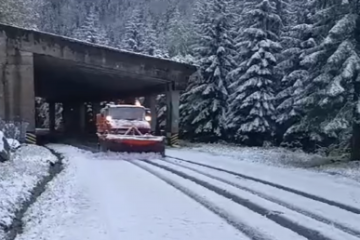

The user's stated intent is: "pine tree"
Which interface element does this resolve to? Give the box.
[142,15,168,58]
[0,0,41,29]
[166,7,191,58]
[156,94,166,134]
[35,98,48,128]
[275,0,315,148]
[227,0,282,146]
[75,6,109,45]
[35,98,63,129]
[296,0,360,154]
[121,6,145,53]
[180,0,234,142]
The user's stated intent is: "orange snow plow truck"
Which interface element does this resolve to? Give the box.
[96,104,165,156]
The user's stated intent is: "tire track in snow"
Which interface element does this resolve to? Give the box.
[160,158,360,238]
[165,156,360,215]
[140,159,360,240]
[127,160,273,240]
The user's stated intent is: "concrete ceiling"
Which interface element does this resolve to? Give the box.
[34,54,176,102]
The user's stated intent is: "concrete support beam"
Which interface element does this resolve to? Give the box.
[61,102,71,133]
[62,102,79,135]
[165,83,180,146]
[49,101,55,132]
[92,102,101,121]
[142,97,150,108]
[0,43,35,131]
[0,33,6,120]
[148,94,157,134]
[79,103,86,134]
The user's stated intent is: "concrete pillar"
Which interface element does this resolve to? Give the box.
[79,103,86,134]
[49,101,56,132]
[148,94,157,133]
[143,97,150,108]
[62,102,73,134]
[0,46,36,132]
[89,102,100,134]
[92,102,101,121]
[165,83,180,146]
[0,32,6,120]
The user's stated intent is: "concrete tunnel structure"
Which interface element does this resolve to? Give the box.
[0,23,197,144]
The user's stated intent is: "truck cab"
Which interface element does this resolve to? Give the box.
[96,104,151,135]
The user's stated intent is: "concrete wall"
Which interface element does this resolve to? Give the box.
[0,24,195,89]
[0,32,36,131]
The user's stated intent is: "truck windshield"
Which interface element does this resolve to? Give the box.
[108,107,145,120]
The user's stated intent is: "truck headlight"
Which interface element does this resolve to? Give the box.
[145,115,151,121]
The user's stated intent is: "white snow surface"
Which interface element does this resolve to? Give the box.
[6,138,21,150]
[0,145,58,239]
[180,142,360,181]
[0,131,4,152]
[106,133,164,141]
[134,160,307,240]
[163,158,360,237]
[17,144,241,240]
[166,147,360,210]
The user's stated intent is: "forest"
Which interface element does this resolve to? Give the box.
[1,0,360,160]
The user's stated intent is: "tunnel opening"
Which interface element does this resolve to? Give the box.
[32,53,171,144]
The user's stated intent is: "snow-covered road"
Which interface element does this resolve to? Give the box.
[16,144,360,240]
[16,145,243,240]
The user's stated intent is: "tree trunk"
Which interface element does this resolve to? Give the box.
[351,81,360,161]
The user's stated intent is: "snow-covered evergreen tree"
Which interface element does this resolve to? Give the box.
[35,98,62,129]
[166,7,191,57]
[35,98,48,128]
[275,0,315,148]
[121,6,145,53]
[0,0,41,29]
[227,0,282,146]
[142,15,168,58]
[180,0,235,142]
[295,0,360,153]
[75,6,109,45]
[156,94,166,133]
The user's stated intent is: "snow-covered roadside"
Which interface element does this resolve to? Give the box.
[18,144,243,240]
[316,161,360,182]
[0,145,59,240]
[166,148,360,210]
[178,143,360,182]
[15,145,95,240]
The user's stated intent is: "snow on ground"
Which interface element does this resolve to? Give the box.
[166,148,360,210]
[316,161,360,182]
[6,139,21,150]
[185,143,326,167]
[178,142,360,182]
[17,144,242,240]
[134,160,308,240]
[0,144,58,239]
[163,157,360,235]
[147,159,360,240]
